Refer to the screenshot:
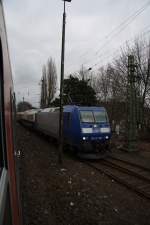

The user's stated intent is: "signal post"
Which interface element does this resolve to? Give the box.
[126,55,138,151]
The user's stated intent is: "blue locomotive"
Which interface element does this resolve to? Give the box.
[19,105,111,159]
[63,105,111,158]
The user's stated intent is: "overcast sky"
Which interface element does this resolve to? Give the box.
[3,0,150,107]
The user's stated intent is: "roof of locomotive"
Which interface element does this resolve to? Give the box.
[38,105,106,113]
[64,105,106,112]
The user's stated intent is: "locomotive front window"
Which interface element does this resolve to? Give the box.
[80,111,94,123]
[94,111,108,123]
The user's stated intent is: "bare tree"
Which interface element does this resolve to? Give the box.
[47,58,57,106]
[93,66,111,102]
[113,38,150,108]
[40,65,47,108]
[133,38,150,126]
[91,37,150,129]
[40,57,57,108]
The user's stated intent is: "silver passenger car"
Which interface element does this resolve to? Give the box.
[22,109,40,123]
[36,108,59,138]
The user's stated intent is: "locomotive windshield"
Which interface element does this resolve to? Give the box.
[80,111,94,123]
[93,111,108,123]
[80,110,108,123]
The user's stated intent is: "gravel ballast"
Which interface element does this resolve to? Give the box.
[16,123,150,225]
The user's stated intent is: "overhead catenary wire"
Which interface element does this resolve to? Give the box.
[89,30,150,70]
[67,0,150,72]
[67,27,150,75]
[83,2,150,66]
[80,0,150,62]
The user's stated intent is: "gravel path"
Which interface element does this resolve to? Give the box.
[16,123,150,225]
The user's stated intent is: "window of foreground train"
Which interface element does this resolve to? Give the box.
[0,38,6,174]
[0,37,12,225]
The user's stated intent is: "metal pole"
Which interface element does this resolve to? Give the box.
[59,1,66,164]
[127,55,137,151]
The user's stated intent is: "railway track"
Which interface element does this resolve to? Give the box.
[108,156,150,173]
[85,157,150,200]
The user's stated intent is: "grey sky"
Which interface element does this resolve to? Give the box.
[3,0,150,106]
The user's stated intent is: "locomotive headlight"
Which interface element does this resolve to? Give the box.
[83,137,88,140]
[100,127,110,133]
[105,136,109,139]
[82,128,93,133]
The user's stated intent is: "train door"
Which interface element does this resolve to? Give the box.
[0,38,12,224]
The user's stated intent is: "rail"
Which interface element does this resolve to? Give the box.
[85,160,150,200]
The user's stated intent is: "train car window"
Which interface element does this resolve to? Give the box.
[80,111,95,123]
[10,90,17,163]
[93,111,108,123]
[0,38,6,171]
[0,38,3,170]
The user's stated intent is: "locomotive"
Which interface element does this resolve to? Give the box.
[19,105,111,159]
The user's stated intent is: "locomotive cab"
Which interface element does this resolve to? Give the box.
[79,107,111,154]
[64,105,111,157]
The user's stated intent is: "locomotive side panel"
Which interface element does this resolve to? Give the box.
[62,107,80,147]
